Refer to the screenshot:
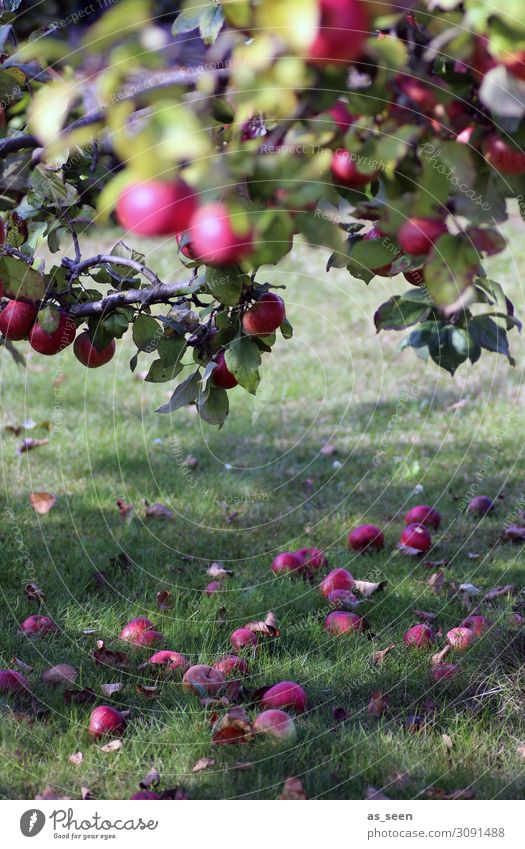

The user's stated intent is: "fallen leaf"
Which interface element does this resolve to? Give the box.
[459,582,481,596]
[137,684,159,698]
[207,562,234,579]
[81,785,93,800]
[484,584,518,601]
[156,590,172,610]
[517,745,525,759]
[426,787,475,800]
[422,559,448,569]
[243,611,279,638]
[414,610,438,622]
[100,683,123,697]
[116,498,134,521]
[332,706,348,722]
[371,643,396,665]
[29,492,56,514]
[428,570,446,595]
[139,767,160,789]
[467,552,480,559]
[502,525,525,543]
[398,542,426,556]
[353,579,387,597]
[18,437,48,454]
[93,642,128,668]
[432,644,452,665]
[12,656,33,673]
[42,664,78,687]
[184,454,198,468]
[63,687,97,705]
[99,740,122,753]
[192,757,215,773]
[365,786,389,800]
[24,582,46,604]
[145,502,174,519]
[442,734,454,750]
[68,752,83,766]
[279,777,307,800]
[447,398,468,411]
[388,770,410,788]
[367,691,389,717]
[212,708,253,744]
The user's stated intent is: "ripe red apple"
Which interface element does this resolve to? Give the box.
[398,217,447,256]
[148,650,189,673]
[19,615,58,635]
[0,300,37,340]
[182,664,225,697]
[404,267,425,286]
[295,547,328,571]
[88,705,126,739]
[29,312,76,355]
[213,655,248,677]
[261,681,307,713]
[502,51,525,82]
[328,101,354,131]
[242,292,286,336]
[348,524,384,552]
[212,351,238,389]
[447,626,473,651]
[467,495,494,516]
[319,568,354,598]
[271,551,303,575]
[326,589,359,608]
[230,627,258,650]
[403,623,435,648]
[404,505,440,531]
[253,709,297,743]
[0,669,29,694]
[431,662,459,682]
[460,615,490,637]
[308,0,368,66]
[130,791,160,799]
[205,581,221,595]
[399,524,432,552]
[324,610,366,635]
[331,149,374,188]
[483,133,525,175]
[116,180,196,236]
[119,617,155,643]
[74,332,116,368]
[396,74,438,113]
[189,202,253,265]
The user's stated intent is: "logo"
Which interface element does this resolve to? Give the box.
[20,810,46,837]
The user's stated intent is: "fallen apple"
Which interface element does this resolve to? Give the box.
[403,623,435,648]
[148,650,189,673]
[212,655,248,677]
[404,505,441,530]
[88,705,126,739]
[19,615,58,635]
[182,664,225,697]
[295,547,328,571]
[460,615,490,637]
[319,568,354,598]
[447,627,474,651]
[0,668,29,694]
[431,662,459,682]
[400,524,432,552]
[348,524,384,552]
[230,627,258,650]
[467,495,493,516]
[261,680,307,713]
[253,709,297,743]
[271,551,303,575]
[324,610,366,635]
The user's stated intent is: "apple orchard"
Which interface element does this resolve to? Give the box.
[1,0,525,428]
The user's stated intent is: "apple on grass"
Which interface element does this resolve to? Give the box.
[295,547,328,571]
[431,663,459,682]
[319,568,354,598]
[119,617,163,647]
[460,615,490,636]
[271,551,303,576]
[242,292,286,336]
[29,312,76,355]
[467,495,493,516]
[130,791,161,800]
[148,651,189,673]
[324,611,366,635]
[88,705,126,739]
[261,681,307,713]
[403,623,435,648]
[230,627,258,651]
[447,627,473,651]
[74,332,116,368]
[399,524,432,553]
[19,615,58,635]
[348,524,384,552]
[116,180,196,237]
[0,300,37,340]
[213,655,248,677]
[182,664,225,697]
[404,505,441,530]
[253,709,296,743]
[0,669,29,694]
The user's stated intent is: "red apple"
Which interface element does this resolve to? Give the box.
[319,568,354,598]
[205,581,222,595]
[0,669,29,694]
[74,332,116,368]
[29,312,76,355]
[331,149,374,188]
[400,524,432,552]
[324,610,366,635]
[326,589,359,607]
[483,133,525,175]
[261,681,307,713]
[308,0,369,66]
[295,547,328,571]
[130,791,161,799]
[467,495,493,516]
[348,524,384,552]
[242,292,286,336]
[212,655,248,677]
[396,74,438,113]
[0,300,37,340]
[271,551,303,575]
[148,650,189,673]
[471,35,497,81]
[431,662,459,682]
[182,664,225,697]
[119,617,155,643]
[19,615,58,636]
[328,101,354,131]
[398,217,447,256]
[460,615,490,637]
[189,202,253,265]
[404,505,440,531]
[116,180,196,236]
[502,51,525,82]
[253,709,296,743]
[230,627,258,651]
[404,267,425,286]
[447,626,473,651]
[88,705,126,739]
[403,623,435,648]
[212,351,238,389]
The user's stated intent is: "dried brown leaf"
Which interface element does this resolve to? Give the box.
[99,739,122,753]
[243,611,279,638]
[156,590,172,610]
[139,767,160,789]
[371,643,396,665]
[367,691,389,717]
[12,656,33,673]
[484,584,518,601]
[207,562,234,579]
[100,683,123,697]
[192,757,215,773]
[212,707,253,745]
[502,525,525,543]
[93,642,129,669]
[353,579,387,597]
[366,786,389,800]
[81,785,93,800]
[18,437,48,454]
[183,454,198,468]
[25,582,46,604]
[320,443,337,456]
[428,570,446,595]
[29,492,56,514]
[68,752,83,766]
[136,684,159,698]
[145,502,174,519]
[63,687,97,705]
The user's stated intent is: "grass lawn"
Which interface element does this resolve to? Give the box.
[1,214,525,800]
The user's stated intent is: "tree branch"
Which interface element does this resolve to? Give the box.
[67,280,196,318]
[64,254,163,287]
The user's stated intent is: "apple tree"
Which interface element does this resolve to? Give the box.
[0,0,524,426]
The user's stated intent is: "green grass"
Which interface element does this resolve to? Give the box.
[1,215,525,800]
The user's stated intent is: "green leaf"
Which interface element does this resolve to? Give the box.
[467,315,515,364]
[374,294,431,332]
[30,165,79,207]
[37,304,60,333]
[156,370,201,414]
[145,359,183,383]
[294,211,346,254]
[206,265,247,306]
[101,310,129,340]
[132,314,161,352]
[424,234,480,307]
[197,386,229,426]
[350,237,397,271]
[171,7,201,35]
[0,256,45,301]
[1,337,26,367]
[158,334,187,366]
[199,4,225,45]
[225,336,261,395]
[280,318,294,339]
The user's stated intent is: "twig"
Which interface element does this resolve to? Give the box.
[63,254,163,287]
[67,280,196,318]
